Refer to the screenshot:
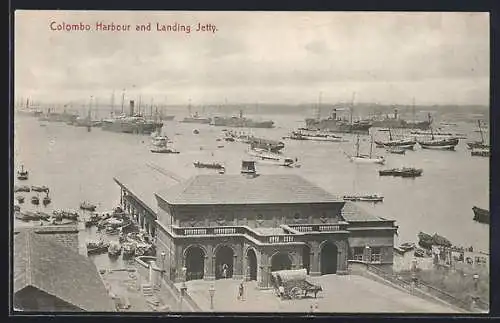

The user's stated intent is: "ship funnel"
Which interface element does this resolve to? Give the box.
[241,160,257,177]
[129,100,135,116]
[394,108,398,120]
[332,108,337,120]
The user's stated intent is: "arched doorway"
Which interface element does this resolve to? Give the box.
[302,245,311,274]
[320,241,338,275]
[185,246,205,281]
[271,252,292,272]
[246,248,258,281]
[215,245,234,279]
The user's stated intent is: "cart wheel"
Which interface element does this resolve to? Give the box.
[290,287,302,299]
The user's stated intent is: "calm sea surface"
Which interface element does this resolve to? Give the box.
[13,112,489,269]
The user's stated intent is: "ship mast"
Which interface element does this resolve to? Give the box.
[369,134,374,158]
[110,91,115,117]
[150,98,154,118]
[355,134,360,157]
[412,97,416,123]
[478,120,484,143]
[316,92,322,120]
[350,92,356,124]
[121,89,125,114]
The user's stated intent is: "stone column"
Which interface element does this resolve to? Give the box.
[233,254,243,279]
[310,249,320,276]
[337,241,349,275]
[259,265,271,288]
[363,246,372,263]
[205,255,215,280]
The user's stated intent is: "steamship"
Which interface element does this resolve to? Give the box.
[101,100,163,135]
[305,109,372,134]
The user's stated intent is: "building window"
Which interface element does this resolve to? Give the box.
[370,247,382,263]
[352,247,364,261]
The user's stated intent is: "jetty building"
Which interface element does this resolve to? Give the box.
[115,162,398,288]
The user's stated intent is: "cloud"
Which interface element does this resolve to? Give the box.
[14,11,489,105]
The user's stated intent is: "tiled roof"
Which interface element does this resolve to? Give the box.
[14,230,115,312]
[340,202,387,222]
[114,163,182,214]
[155,174,342,205]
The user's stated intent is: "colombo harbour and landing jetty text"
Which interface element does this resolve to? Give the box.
[49,21,218,33]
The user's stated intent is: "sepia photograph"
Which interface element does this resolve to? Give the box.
[12,10,489,314]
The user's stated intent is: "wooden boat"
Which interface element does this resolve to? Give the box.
[51,218,77,225]
[42,193,51,206]
[343,194,384,203]
[31,185,49,193]
[348,135,385,165]
[14,185,30,193]
[108,242,122,257]
[15,195,25,204]
[386,146,406,155]
[472,206,489,224]
[379,168,423,177]
[122,242,137,259]
[80,201,97,211]
[31,196,39,205]
[193,161,225,170]
[374,129,416,150]
[34,211,51,221]
[193,129,200,134]
[87,239,110,255]
[53,209,79,221]
[14,204,21,212]
[467,120,489,150]
[417,129,459,150]
[287,129,344,142]
[471,149,490,157]
[247,148,298,167]
[17,165,29,180]
[151,146,180,154]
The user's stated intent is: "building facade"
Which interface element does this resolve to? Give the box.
[146,163,398,288]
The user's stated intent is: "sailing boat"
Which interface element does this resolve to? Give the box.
[417,128,459,150]
[17,165,29,180]
[349,135,385,164]
[467,120,489,149]
[374,128,416,150]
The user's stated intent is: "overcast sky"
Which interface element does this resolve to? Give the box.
[14,11,489,106]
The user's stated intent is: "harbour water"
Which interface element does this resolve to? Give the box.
[13,111,489,270]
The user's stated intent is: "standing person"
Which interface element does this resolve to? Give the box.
[238,282,244,301]
[222,264,228,279]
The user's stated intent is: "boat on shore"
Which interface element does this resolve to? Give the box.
[246,148,298,167]
[467,120,489,150]
[193,161,225,170]
[87,239,110,256]
[14,185,30,193]
[31,196,39,205]
[16,195,25,204]
[17,165,29,180]
[348,135,385,165]
[31,185,49,193]
[379,167,423,178]
[108,241,122,257]
[472,206,489,224]
[343,194,384,203]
